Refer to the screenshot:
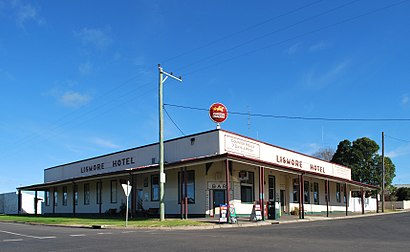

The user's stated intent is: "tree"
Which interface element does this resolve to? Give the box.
[331,137,396,188]
[312,147,335,161]
[395,187,410,201]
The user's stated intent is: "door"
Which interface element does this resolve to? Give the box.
[137,189,143,211]
[213,189,226,216]
[268,176,276,219]
[280,190,286,214]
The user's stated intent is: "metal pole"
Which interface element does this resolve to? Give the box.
[382,131,385,213]
[125,181,129,227]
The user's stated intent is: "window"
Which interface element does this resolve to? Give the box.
[62,186,67,206]
[74,184,78,205]
[178,170,195,204]
[151,175,159,201]
[96,182,102,204]
[293,179,299,203]
[336,183,341,203]
[304,181,310,204]
[111,180,117,203]
[45,190,50,206]
[240,171,254,203]
[53,189,58,206]
[313,182,319,205]
[84,183,90,205]
[268,176,275,201]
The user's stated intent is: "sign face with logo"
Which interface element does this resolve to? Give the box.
[209,103,228,123]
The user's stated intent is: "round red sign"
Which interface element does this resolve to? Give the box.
[209,103,228,123]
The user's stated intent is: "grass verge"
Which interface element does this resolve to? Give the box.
[0,215,209,228]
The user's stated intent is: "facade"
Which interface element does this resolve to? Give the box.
[18,129,377,218]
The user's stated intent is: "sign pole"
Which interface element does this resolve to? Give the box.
[121,181,132,227]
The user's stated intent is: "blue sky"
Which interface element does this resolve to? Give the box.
[1,0,410,193]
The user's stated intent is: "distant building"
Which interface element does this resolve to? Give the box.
[18,129,377,219]
[0,192,42,214]
[395,184,410,188]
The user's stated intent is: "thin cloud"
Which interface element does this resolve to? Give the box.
[309,41,327,52]
[0,69,15,81]
[58,91,92,108]
[91,137,121,149]
[386,144,410,158]
[11,0,45,27]
[287,43,300,55]
[402,94,409,106]
[304,60,350,89]
[75,27,113,50]
[79,61,93,75]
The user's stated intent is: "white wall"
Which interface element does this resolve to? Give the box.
[0,192,42,214]
[349,197,377,212]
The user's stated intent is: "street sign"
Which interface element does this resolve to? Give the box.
[122,182,132,197]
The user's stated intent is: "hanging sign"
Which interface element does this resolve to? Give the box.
[209,103,228,123]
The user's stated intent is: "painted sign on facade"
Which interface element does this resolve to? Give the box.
[221,132,351,180]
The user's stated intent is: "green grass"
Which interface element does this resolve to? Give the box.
[0,215,209,227]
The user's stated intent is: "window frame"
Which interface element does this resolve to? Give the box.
[151,175,159,201]
[110,180,117,203]
[336,183,341,203]
[313,182,319,205]
[178,170,196,204]
[304,181,310,204]
[293,179,299,203]
[240,171,254,203]
[96,182,102,204]
[62,186,68,206]
[84,183,90,205]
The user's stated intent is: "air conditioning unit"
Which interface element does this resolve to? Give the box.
[239,171,249,181]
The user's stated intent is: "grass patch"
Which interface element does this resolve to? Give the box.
[0,215,209,227]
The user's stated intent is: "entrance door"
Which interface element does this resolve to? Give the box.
[213,189,226,216]
[268,176,276,219]
[280,190,286,214]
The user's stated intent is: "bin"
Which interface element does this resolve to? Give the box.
[267,201,275,220]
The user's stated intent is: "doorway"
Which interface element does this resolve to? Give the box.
[280,190,286,214]
[212,189,226,217]
[268,176,276,219]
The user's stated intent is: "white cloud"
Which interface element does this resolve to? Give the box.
[309,41,327,52]
[58,91,92,108]
[91,138,121,149]
[386,144,410,158]
[11,0,45,27]
[304,60,350,89]
[75,27,113,50]
[401,94,409,106]
[0,69,15,81]
[287,43,300,55]
[79,62,92,75]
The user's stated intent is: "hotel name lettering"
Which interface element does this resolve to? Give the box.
[276,155,326,174]
[80,157,135,173]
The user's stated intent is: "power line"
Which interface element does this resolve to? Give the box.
[162,0,323,63]
[163,106,185,135]
[177,0,361,72]
[385,135,410,143]
[164,103,410,122]
[182,0,409,77]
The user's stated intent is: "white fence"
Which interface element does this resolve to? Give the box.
[349,197,377,212]
[382,200,410,210]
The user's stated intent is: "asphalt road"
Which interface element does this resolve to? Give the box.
[1,212,409,252]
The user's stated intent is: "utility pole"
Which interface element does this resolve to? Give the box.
[382,131,385,213]
[158,64,182,221]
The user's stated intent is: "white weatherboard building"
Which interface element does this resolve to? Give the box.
[18,129,377,219]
